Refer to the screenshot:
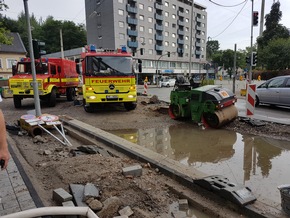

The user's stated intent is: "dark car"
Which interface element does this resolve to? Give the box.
[256,75,290,107]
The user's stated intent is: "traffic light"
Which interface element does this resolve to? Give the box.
[246,56,250,65]
[253,11,259,26]
[251,52,257,66]
[167,52,170,57]
[32,39,46,59]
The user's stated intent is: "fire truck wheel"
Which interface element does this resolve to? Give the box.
[47,88,56,107]
[83,99,94,113]
[124,102,137,111]
[66,87,76,101]
[13,96,22,108]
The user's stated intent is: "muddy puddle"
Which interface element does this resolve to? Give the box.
[109,123,290,206]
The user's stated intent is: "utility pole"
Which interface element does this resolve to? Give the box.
[23,0,41,116]
[249,0,254,84]
[233,44,237,94]
[60,29,64,59]
[188,0,194,77]
[259,0,265,37]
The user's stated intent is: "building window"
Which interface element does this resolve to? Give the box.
[148,17,153,23]
[165,1,169,7]
[139,15,144,20]
[118,0,123,3]
[140,37,145,43]
[119,33,125,40]
[172,23,176,28]
[172,43,176,47]
[185,36,189,40]
[185,44,188,49]
[170,62,176,67]
[119,21,124,28]
[185,9,189,14]
[148,39,153,44]
[202,15,205,19]
[185,27,189,32]
[148,28,153,34]
[149,49,153,55]
[118,9,124,16]
[164,21,169,27]
[185,18,189,22]
[202,39,205,43]
[172,14,176,19]
[148,6,153,12]
[172,33,176,38]
[0,59,2,68]
[165,41,169,46]
[140,26,144,32]
[98,36,102,39]
[164,31,169,36]
[165,11,169,17]
[172,4,176,9]
[202,31,205,35]
[139,3,144,9]
[6,58,15,69]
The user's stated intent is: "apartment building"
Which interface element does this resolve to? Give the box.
[85,0,208,83]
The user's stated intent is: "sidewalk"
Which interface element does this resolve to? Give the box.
[0,139,41,216]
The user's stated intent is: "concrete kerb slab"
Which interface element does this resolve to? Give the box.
[60,116,287,218]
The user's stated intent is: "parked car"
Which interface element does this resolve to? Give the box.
[160,78,176,87]
[255,75,290,107]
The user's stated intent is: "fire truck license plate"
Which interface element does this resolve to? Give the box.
[106,95,118,100]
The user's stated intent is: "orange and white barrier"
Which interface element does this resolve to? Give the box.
[246,84,256,116]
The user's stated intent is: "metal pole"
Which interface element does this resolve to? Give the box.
[188,0,194,77]
[60,29,64,59]
[249,0,254,84]
[23,0,41,116]
[233,44,237,94]
[259,0,265,37]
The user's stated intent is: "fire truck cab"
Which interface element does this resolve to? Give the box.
[76,45,138,113]
[9,58,79,108]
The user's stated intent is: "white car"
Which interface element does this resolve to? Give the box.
[160,79,176,87]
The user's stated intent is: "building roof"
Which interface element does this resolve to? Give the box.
[0,32,27,54]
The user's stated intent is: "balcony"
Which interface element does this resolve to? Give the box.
[127,40,138,48]
[155,2,163,10]
[127,29,138,37]
[155,24,163,31]
[155,45,164,51]
[177,20,184,26]
[196,25,202,31]
[195,50,201,55]
[177,48,184,54]
[177,10,184,17]
[126,4,137,14]
[155,34,163,41]
[195,42,201,47]
[177,29,184,35]
[155,13,163,21]
[177,39,184,44]
[196,16,202,22]
[127,17,138,25]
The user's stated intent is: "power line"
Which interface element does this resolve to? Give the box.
[211,0,248,38]
[209,0,247,7]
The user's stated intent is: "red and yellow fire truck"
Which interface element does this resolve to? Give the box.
[76,45,138,112]
[8,58,79,108]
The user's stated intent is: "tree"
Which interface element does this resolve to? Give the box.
[0,0,12,45]
[259,38,290,70]
[206,40,219,60]
[257,2,289,49]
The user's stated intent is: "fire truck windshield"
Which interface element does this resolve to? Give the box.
[17,62,48,75]
[86,56,133,76]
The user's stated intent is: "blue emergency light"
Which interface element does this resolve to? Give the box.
[121,46,127,53]
[90,44,96,52]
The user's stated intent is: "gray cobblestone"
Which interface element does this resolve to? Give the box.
[13,184,28,194]
[19,198,36,211]
[0,186,14,198]
[0,205,21,216]
[11,178,25,188]
[17,192,33,203]
[6,162,18,174]
[0,178,12,188]
[3,199,19,209]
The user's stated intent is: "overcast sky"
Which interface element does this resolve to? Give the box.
[2,0,290,50]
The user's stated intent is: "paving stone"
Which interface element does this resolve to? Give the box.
[17,192,33,202]
[0,186,14,197]
[0,205,21,216]
[84,183,100,201]
[0,178,12,189]
[1,194,17,203]
[3,199,19,209]
[13,184,28,194]
[6,163,18,174]
[178,199,189,210]
[10,178,25,188]
[69,184,87,207]
[122,165,142,177]
[119,206,134,216]
[53,188,73,204]
[19,199,36,211]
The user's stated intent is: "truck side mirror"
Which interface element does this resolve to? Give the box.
[12,64,17,76]
[75,58,82,74]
